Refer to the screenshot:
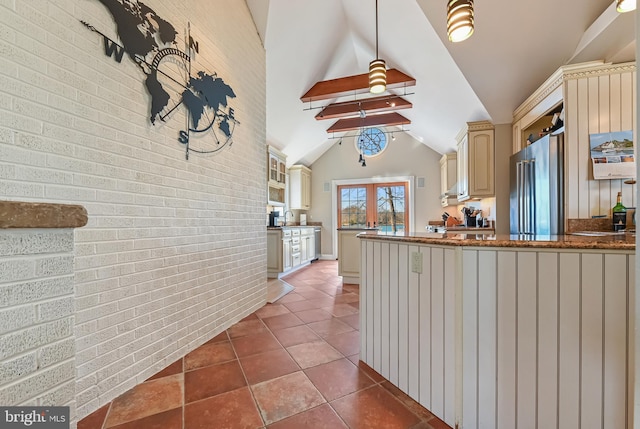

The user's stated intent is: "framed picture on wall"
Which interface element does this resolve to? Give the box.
[589,130,635,180]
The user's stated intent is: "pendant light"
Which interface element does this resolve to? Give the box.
[447,0,474,43]
[369,0,386,94]
[616,0,636,12]
[357,131,366,166]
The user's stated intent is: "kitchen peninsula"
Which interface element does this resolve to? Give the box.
[358,231,634,429]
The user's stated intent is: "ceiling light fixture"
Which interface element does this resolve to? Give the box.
[447,0,474,43]
[616,0,636,12]
[369,0,386,94]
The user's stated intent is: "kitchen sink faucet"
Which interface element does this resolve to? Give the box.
[284,210,293,226]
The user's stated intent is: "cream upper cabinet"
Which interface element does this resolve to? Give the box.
[289,165,311,210]
[456,121,495,202]
[267,146,286,206]
[457,135,469,200]
[439,153,458,207]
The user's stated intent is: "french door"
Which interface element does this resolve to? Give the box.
[338,182,408,233]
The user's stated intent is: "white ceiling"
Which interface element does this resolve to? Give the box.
[246,0,635,167]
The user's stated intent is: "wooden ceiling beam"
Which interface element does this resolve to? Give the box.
[315,95,412,120]
[301,69,416,103]
[326,112,411,133]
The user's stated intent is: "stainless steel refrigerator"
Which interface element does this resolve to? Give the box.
[509,132,564,235]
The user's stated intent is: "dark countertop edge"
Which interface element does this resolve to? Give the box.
[267,225,321,230]
[357,231,636,251]
[337,227,379,231]
[441,227,495,232]
[0,200,88,229]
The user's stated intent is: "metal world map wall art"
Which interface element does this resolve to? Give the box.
[82,0,239,160]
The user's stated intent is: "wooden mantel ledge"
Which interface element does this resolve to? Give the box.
[0,201,88,229]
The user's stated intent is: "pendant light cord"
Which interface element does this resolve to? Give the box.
[375,0,379,58]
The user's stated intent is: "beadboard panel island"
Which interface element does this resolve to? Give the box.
[359,232,634,429]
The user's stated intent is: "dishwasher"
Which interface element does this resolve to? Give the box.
[312,226,321,261]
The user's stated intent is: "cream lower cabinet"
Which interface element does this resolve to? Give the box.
[338,229,362,283]
[307,235,316,261]
[282,234,292,271]
[456,121,494,202]
[300,227,315,263]
[290,228,301,270]
[268,227,312,278]
[267,230,282,276]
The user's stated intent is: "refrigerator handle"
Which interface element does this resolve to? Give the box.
[529,160,536,235]
[516,161,523,234]
[524,160,531,234]
[523,160,530,234]
[523,160,529,234]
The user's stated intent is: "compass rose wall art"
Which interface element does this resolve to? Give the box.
[82,0,239,160]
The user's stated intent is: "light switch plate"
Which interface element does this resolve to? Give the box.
[411,251,422,273]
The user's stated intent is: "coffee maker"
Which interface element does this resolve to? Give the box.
[268,211,280,227]
[461,207,479,227]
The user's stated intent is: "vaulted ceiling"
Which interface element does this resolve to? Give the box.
[246,0,635,167]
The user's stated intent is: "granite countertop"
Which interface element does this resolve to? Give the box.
[357,230,635,250]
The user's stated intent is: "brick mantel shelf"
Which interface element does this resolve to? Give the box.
[0,201,88,229]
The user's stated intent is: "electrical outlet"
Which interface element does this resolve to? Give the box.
[411,251,422,274]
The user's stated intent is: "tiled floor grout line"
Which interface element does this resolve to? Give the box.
[102,402,112,429]
[224,327,268,428]
[181,371,185,429]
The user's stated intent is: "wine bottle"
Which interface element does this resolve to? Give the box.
[612,192,626,231]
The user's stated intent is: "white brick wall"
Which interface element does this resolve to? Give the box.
[0,229,77,417]
[0,0,267,423]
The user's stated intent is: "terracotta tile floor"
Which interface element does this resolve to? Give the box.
[78,260,451,429]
